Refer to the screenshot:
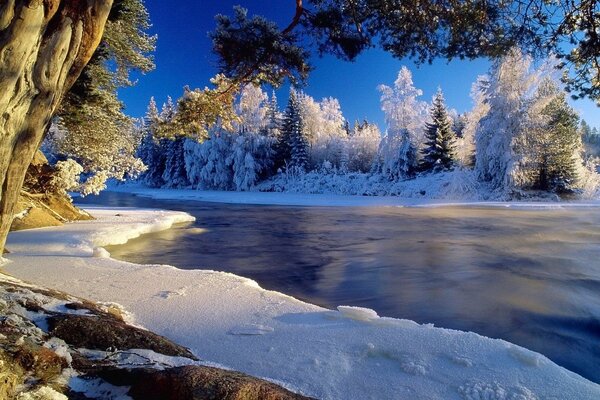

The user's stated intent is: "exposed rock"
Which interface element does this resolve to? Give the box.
[95,365,315,400]
[0,349,25,400]
[1,275,312,400]
[48,314,198,360]
[10,151,93,232]
[13,340,67,383]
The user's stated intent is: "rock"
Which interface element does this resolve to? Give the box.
[95,365,315,400]
[10,151,93,232]
[13,341,67,383]
[0,350,25,400]
[47,314,198,360]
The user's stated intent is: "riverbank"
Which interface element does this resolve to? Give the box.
[106,184,600,208]
[2,206,599,399]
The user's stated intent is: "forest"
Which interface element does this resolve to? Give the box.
[44,51,600,201]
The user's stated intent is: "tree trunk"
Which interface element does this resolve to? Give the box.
[0,0,112,253]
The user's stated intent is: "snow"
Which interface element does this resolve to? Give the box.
[3,207,600,400]
[109,183,600,209]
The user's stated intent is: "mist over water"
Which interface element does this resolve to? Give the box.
[78,192,600,383]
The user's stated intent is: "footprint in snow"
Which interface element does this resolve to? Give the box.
[228,324,274,336]
[155,289,187,299]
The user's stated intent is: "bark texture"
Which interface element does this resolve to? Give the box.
[0,0,113,253]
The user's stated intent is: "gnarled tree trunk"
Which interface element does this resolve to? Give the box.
[0,0,112,253]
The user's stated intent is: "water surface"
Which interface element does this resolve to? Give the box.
[77,191,600,383]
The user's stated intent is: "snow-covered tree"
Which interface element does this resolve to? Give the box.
[374,67,426,179]
[231,133,276,190]
[155,98,190,188]
[537,90,581,192]
[347,121,381,172]
[309,96,348,169]
[184,131,234,190]
[236,84,270,133]
[456,77,490,168]
[475,49,543,192]
[266,91,283,138]
[277,90,309,171]
[137,98,167,188]
[420,89,456,172]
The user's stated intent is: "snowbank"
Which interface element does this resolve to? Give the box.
[3,207,600,399]
[109,183,600,209]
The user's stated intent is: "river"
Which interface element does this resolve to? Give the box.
[76,191,600,383]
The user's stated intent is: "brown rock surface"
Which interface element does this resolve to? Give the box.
[48,314,198,360]
[10,151,93,232]
[96,365,316,400]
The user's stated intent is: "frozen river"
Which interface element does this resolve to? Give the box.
[77,191,600,383]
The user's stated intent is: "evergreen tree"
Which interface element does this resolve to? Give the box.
[159,97,190,188]
[137,98,167,188]
[420,89,456,172]
[276,90,308,171]
[265,91,282,138]
[539,93,581,193]
[162,137,190,188]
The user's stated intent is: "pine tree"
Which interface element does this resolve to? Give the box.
[540,93,581,193]
[265,91,282,138]
[162,137,190,188]
[420,89,456,172]
[276,90,308,171]
[137,97,167,188]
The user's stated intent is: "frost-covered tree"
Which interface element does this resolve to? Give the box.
[457,77,490,168]
[374,67,426,179]
[159,98,190,188]
[420,89,456,172]
[307,96,348,169]
[137,98,167,188]
[277,90,309,171]
[378,67,427,145]
[266,91,283,138]
[162,138,190,188]
[538,91,581,192]
[44,0,154,195]
[236,84,270,133]
[475,49,542,192]
[347,121,381,173]
[581,120,600,159]
[521,81,584,193]
[184,132,235,190]
[231,133,276,190]
[297,91,322,145]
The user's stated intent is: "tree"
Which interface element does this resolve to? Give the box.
[137,98,167,188]
[456,77,490,168]
[0,1,114,253]
[276,90,308,171]
[235,84,270,134]
[347,120,381,173]
[46,0,154,193]
[539,93,581,192]
[265,91,282,139]
[374,67,425,179]
[475,49,540,192]
[211,1,600,104]
[420,89,456,172]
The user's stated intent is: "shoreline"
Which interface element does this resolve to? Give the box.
[104,184,600,209]
[3,206,600,399]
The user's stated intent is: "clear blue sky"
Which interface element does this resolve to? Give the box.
[118,1,600,130]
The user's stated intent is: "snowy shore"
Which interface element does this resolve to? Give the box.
[3,206,600,399]
[107,184,600,209]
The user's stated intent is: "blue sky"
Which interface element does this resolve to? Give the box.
[118,1,600,130]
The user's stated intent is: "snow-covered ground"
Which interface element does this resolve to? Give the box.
[108,183,600,209]
[3,207,600,399]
